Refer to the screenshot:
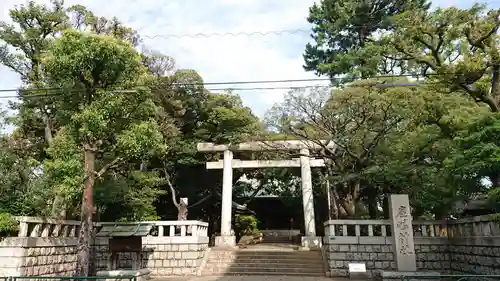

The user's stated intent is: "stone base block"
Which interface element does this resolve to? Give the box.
[301,236,322,249]
[97,268,152,281]
[373,270,441,281]
[350,272,369,280]
[214,235,236,248]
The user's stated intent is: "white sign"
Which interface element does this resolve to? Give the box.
[348,263,366,273]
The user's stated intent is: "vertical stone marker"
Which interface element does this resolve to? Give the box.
[388,194,417,272]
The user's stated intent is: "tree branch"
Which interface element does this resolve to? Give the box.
[163,166,180,208]
[95,157,123,179]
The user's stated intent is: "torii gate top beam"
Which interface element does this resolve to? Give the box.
[197,140,335,152]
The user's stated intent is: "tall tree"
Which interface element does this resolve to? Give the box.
[0,1,145,219]
[41,30,168,276]
[303,0,430,80]
[379,4,500,188]
[0,0,68,147]
[376,5,500,112]
[267,80,421,217]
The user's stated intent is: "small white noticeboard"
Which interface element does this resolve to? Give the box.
[348,263,367,273]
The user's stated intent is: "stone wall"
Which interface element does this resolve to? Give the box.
[323,214,500,277]
[449,237,500,275]
[414,237,450,272]
[323,237,395,277]
[0,217,210,278]
[323,236,450,277]
[0,237,77,277]
[94,236,209,276]
[143,236,208,276]
[0,235,210,278]
[446,215,500,275]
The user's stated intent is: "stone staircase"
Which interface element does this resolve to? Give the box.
[261,230,301,244]
[201,244,325,276]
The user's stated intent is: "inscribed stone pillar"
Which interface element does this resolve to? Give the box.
[388,194,417,271]
[216,149,236,247]
[300,148,316,237]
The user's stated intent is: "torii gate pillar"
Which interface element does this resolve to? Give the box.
[198,140,334,249]
[215,149,236,247]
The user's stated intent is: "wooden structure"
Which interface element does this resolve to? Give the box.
[96,222,154,270]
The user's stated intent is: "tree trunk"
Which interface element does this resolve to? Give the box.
[76,146,96,277]
[340,180,361,218]
[328,184,339,219]
[341,196,357,218]
[382,186,391,219]
[43,110,69,219]
[50,197,67,219]
[42,112,53,146]
[177,200,188,221]
[366,186,379,219]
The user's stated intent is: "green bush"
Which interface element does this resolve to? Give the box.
[234,214,259,239]
[0,213,19,237]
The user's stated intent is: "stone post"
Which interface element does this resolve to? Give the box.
[373,194,440,281]
[299,148,320,248]
[215,149,236,247]
[388,194,416,271]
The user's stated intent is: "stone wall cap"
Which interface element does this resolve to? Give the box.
[374,270,441,278]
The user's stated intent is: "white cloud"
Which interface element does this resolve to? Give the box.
[0,0,329,118]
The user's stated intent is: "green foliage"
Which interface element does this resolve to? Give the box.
[96,170,165,222]
[0,0,266,228]
[42,130,84,217]
[0,0,68,82]
[445,113,500,197]
[42,30,143,90]
[383,4,500,112]
[234,214,259,237]
[0,132,49,216]
[304,0,429,80]
[0,213,19,237]
[196,93,261,144]
[4,0,499,230]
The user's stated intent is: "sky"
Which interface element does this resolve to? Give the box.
[0,0,499,120]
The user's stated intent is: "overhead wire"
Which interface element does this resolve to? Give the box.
[0,72,448,100]
[0,23,465,100]
[141,29,312,39]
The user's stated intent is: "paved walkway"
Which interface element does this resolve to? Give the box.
[156,276,348,281]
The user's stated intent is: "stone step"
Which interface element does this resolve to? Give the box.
[202,246,324,277]
[208,254,322,260]
[262,237,293,241]
[202,271,326,277]
[203,266,324,275]
[206,261,323,269]
[205,264,323,272]
[206,257,323,263]
[209,250,321,256]
[208,254,321,259]
[237,248,304,252]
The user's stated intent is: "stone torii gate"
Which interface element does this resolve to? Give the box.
[197,140,334,248]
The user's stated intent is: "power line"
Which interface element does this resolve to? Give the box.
[0,82,430,100]
[142,29,311,39]
[0,73,434,95]
[0,86,327,99]
[207,85,331,91]
[138,22,435,39]
[0,78,330,93]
